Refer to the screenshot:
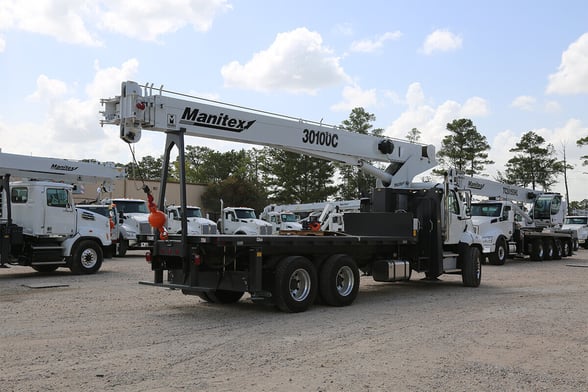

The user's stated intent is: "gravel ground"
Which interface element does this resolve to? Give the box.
[1,250,587,392]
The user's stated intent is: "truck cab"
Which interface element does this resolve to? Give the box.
[562,215,588,249]
[105,198,152,256]
[259,210,302,234]
[218,207,272,235]
[165,205,218,235]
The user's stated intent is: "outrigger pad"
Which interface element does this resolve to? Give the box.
[344,212,414,238]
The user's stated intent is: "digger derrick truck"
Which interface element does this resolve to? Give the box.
[449,170,574,264]
[99,81,484,313]
[0,152,124,274]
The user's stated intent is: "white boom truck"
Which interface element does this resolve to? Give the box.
[0,152,124,273]
[261,200,361,232]
[101,197,152,257]
[166,205,218,235]
[100,81,484,313]
[258,209,302,234]
[449,171,574,264]
[218,205,273,235]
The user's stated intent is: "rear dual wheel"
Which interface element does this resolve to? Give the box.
[273,256,317,313]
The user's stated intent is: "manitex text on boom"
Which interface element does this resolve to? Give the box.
[180,107,256,132]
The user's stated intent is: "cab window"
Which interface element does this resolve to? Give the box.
[46,188,69,208]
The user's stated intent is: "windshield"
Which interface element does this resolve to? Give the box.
[565,217,588,225]
[471,203,501,217]
[115,200,149,214]
[185,208,203,218]
[235,209,256,219]
[281,213,298,222]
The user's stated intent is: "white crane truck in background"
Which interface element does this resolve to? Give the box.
[100,197,153,256]
[100,81,484,313]
[218,205,273,235]
[0,152,124,273]
[258,209,303,234]
[449,171,574,265]
[261,199,361,232]
[166,205,218,235]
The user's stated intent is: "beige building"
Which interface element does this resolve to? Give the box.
[73,178,208,208]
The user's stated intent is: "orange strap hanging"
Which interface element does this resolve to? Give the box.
[144,187,168,240]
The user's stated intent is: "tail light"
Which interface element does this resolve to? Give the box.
[145,251,152,263]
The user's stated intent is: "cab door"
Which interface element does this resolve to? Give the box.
[44,186,76,236]
[445,190,468,245]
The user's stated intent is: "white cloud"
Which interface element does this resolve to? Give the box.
[0,0,231,46]
[421,29,463,55]
[27,75,69,101]
[221,27,351,94]
[511,95,536,111]
[544,100,561,113]
[546,32,588,95]
[0,59,143,163]
[97,0,232,42]
[0,0,102,46]
[331,84,377,112]
[460,96,489,117]
[350,31,402,53]
[384,83,488,148]
[0,35,5,52]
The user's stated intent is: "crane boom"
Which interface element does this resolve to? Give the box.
[0,151,124,190]
[447,169,540,202]
[100,81,436,188]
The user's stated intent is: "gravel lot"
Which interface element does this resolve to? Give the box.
[1,250,587,392]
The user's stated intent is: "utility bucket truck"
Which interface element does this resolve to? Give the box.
[100,81,484,313]
[0,152,124,274]
[450,171,574,264]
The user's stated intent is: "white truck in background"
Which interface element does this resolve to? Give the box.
[258,208,302,233]
[262,199,361,232]
[0,152,123,273]
[450,171,574,264]
[561,215,588,250]
[218,206,273,235]
[103,198,152,256]
[165,205,218,235]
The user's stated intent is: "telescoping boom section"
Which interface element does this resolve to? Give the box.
[101,81,436,188]
[99,81,484,313]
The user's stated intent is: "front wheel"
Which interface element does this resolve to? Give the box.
[273,256,317,313]
[461,246,481,287]
[319,254,360,307]
[489,237,507,265]
[69,240,103,274]
[117,236,128,257]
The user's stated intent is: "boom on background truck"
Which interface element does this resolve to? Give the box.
[100,81,484,312]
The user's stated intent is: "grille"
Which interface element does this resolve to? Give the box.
[139,222,152,235]
[260,226,272,235]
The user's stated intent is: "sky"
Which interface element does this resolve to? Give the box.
[1,0,588,201]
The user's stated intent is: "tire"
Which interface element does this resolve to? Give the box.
[461,246,482,287]
[553,239,562,260]
[319,254,360,307]
[273,256,317,313]
[489,237,507,265]
[31,265,59,273]
[69,240,103,274]
[564,240,573,257]
[544,240,554,260]
[573,239,579,251]
[117,236,128,257]
[530,239,544,261]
